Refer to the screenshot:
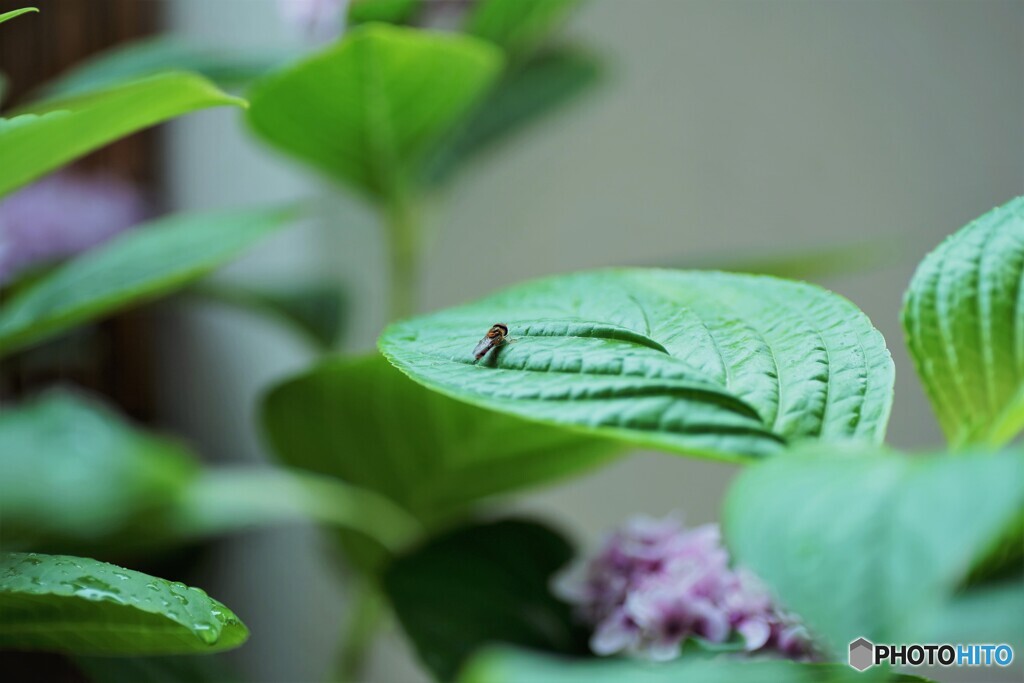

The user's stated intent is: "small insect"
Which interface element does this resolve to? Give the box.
[473,322,513,362]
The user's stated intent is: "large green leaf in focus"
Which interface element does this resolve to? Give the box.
[0,72,244,197]
[0,207,292,358]
[0,7,37,25]
[0,390,195,549]
[379,269,894,462]
[384,519,584,682]
[724,446,1024,655]
[262,354,618,525]
[459,647,934,683]
[246,24,503,201]
[902,196,1024,448]
[422,47,602,187]
[463,0,580,60]
[0,552,247,654]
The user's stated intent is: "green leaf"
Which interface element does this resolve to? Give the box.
[459,647,934,683]
[676,238,903,282]
[191,279,346,350]
[0,7,38,25]
[0,392,418,556]
[262,354,619,526]
[37,37,288,101]
[246,23,503,201]
[379,269,894,462]
[0,390,196,549]
[908,579,1024,650]
[168,467,421,553]
[422,47,602,187]
[0,552,247,654]
[384,519,584,682]
[463,0,580,60]
[902,196,1024,447]
[724,446,1024,655]
[349,0,420,25]
[0,72,244,198]
[0,206,292,358]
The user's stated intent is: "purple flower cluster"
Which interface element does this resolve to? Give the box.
[0,171,147,287]
[553,514,814,662]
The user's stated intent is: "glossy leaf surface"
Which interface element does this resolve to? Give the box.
[0,553,247,654]
[380,269,894,461]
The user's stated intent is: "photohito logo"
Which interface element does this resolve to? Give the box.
[848,637,1014,671]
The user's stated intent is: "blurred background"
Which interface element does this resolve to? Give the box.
[2,0,1022,681]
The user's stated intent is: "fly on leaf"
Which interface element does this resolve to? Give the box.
[473,323,513,362]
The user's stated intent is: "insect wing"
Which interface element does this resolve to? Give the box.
[473,335,496,360]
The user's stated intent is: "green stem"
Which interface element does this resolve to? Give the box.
[330,576,385,683]
[385,189,420,321]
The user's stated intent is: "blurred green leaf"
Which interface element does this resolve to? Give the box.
[422,47,601,187]
[349,0,420,25]
[724,446,1024,655]
[262,354,619,527]
[903,196,1024,448]
[0,7,38,25]
[463,0,580,60]
[0,552,248,654]
[379,269,894,462]
[0,390,195,549]
[0,390,418,556]
[76,655,240,683]
[190,280,346,350]
[677,239,902,282]
[384,519,584,682]
[0,72,244,198]
[458,647,935,683]
[0,206,293,358]
[909,579,1024,650]
[37,37,289,101]
[246,23,503,201]
[168,467,421,554]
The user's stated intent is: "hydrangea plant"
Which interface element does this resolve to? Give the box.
[1,3,1020,683]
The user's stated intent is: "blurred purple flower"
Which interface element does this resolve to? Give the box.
[0,171,148,286]
[277,0,349,40]
[553,514,815,662]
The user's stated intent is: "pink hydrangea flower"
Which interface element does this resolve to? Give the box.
[0,171,148,286]
[553,514,815,662]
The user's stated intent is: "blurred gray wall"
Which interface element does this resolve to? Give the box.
[159,1,1024,681]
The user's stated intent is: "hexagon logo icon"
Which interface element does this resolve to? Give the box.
[849,637,874,671]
